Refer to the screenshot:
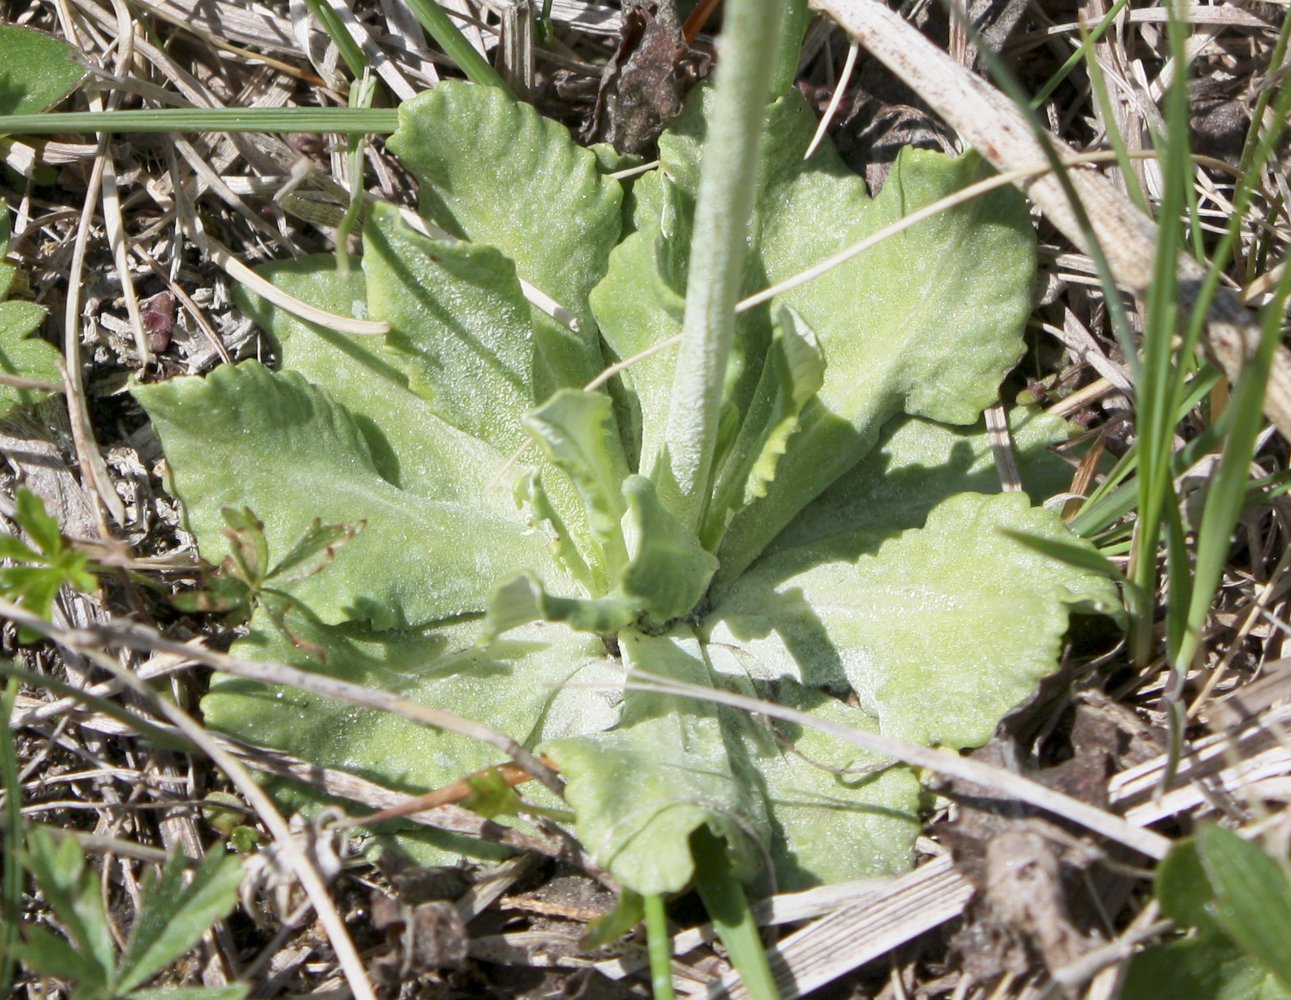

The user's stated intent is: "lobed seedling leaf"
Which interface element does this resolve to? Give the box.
[0,488,99,641]
[116,850,243,992]
[0,201,60,417]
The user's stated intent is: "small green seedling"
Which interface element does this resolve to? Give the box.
[201,792,263,855]
[0,200,60,417]
[11,827,246,999]
[0,488,98,641]
[174,507,361,658]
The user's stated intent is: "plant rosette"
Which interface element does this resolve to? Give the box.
[134,81,1120,896]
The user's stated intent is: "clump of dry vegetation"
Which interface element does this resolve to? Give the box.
[1,0,1289,997]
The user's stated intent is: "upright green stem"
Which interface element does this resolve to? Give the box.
[771,0,810,99]
[660,0,784,530]
[643,894,676,1000]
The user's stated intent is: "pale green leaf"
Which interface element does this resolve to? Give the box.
[233,254,523,510]
[547,629,922,895]
[546,628,765,895]
[662,89,1036,582]
[706,492,1120,747]
[386,80,623,393]
[620,475,717,625]
[358,209,606,578]
[0,26,87,117]
[517,469,595,589]
[590,171,689,477]
[363,201,535,453]
[756,407,1079,570]
[703,305,825,548]
[524,388,631,586]
[133,361,555,629]
[484,573,637,639]
[203,614,621,860]
[596,88,1035,577]
[117,850,242,992]
[716,676,921,889]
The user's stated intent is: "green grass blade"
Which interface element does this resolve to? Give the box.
[1030,0,1130,109]
[1080,21,1148,213]
[968,13,1140,384]
[401,0,512,94]
[1175,255,1291,670]
[301,0,367,79]
[1163,494,1192,661]
[334,73,377,275]
[1068,366,1223,539]
[771,0,810,99]
[1130,0,1193,666]
[1238,13,1291,170]
[0,677,23,994]
[0,107,398,135]
[691,829,780,1000]
[643,893,676,1000]
[1172,11,1290,399]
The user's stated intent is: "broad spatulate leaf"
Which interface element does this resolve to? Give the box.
[135,79,1118,895]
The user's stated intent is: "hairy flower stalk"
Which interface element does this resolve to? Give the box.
[659,0,785,531]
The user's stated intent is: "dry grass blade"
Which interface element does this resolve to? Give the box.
[1110,700,1291,826]
[710,855,973,1000]
[814,0,1291,440]
[221,738,578,858]
[201,232,391,335]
